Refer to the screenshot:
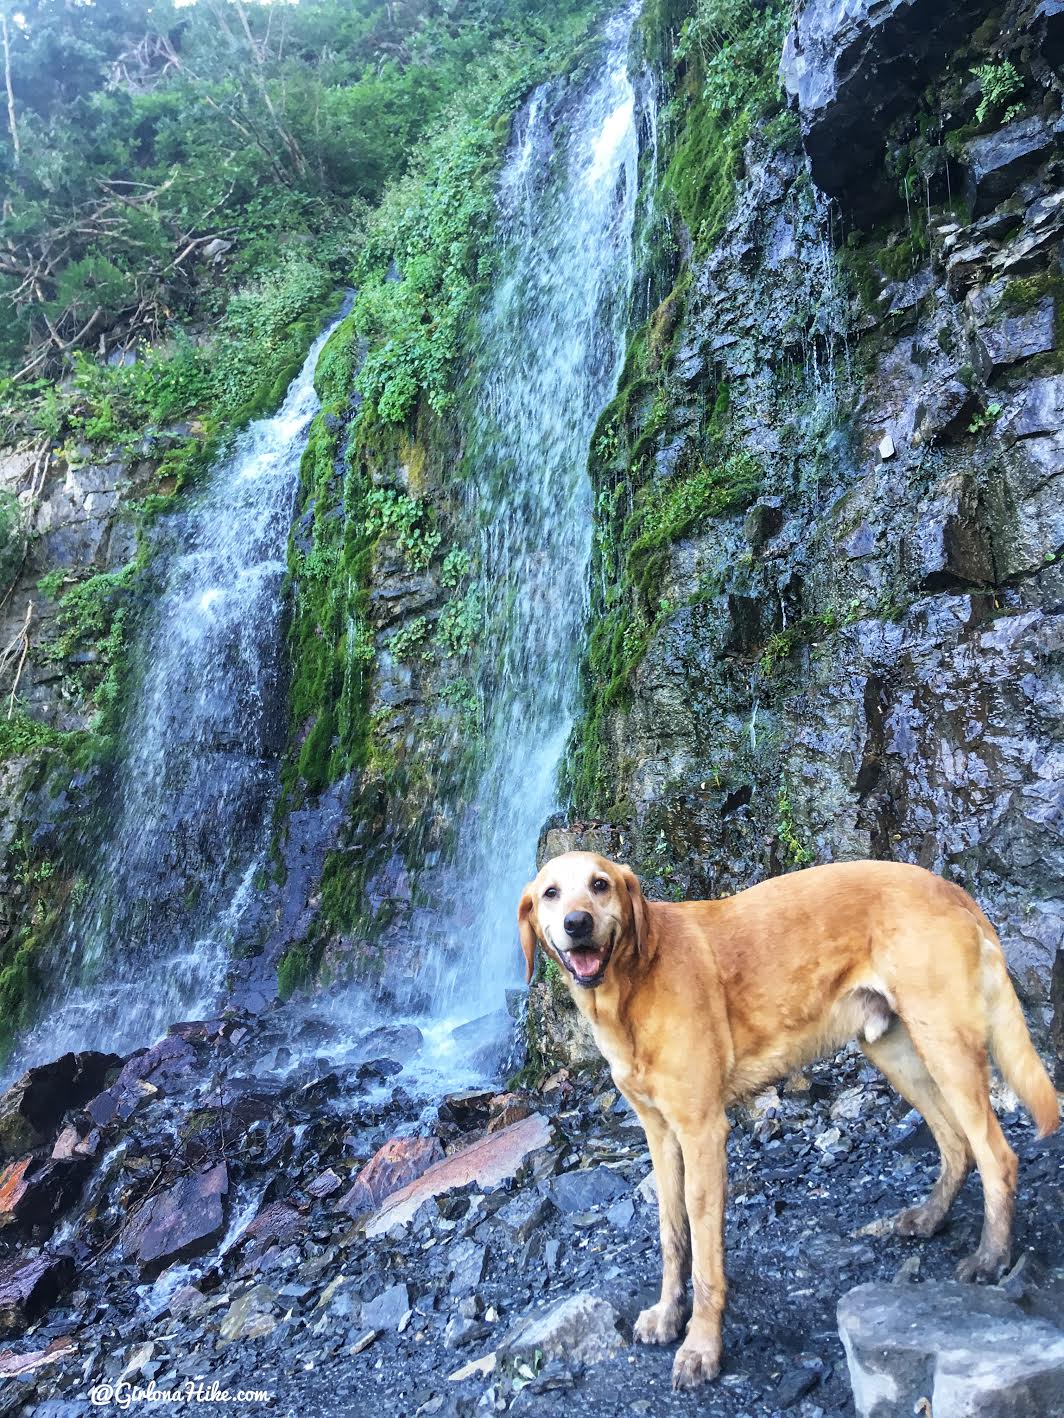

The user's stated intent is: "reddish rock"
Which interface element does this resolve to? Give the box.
[338,1136,445,1218]
[307,1168,342,1199]
[0,1051,120,1161]
[0,1335,76,1376]
[122,1163,228,1276]
[230,1199,304,1265]
[365,1114,553,1237]
[51,1124,100,1161]
[0,1155,92,1236]
[0,1254,74,1335]
[487,1093,532,1134]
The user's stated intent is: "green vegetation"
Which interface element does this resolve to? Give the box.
[776,784,813,867]
[662,0,790,250]
[972,60,1024,125]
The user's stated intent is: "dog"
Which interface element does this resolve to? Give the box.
[517,851,1059,1389]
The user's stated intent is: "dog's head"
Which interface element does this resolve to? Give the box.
[517,851,648,990]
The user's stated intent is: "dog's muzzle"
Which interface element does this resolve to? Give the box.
[551,931,614,989]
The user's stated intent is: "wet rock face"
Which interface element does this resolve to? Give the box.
[0,1051,120,1161]
[780,0,987,214]
[566,0,1064,1077]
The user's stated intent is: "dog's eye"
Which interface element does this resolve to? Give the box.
[591,878,609,894]
[543,886,559,900]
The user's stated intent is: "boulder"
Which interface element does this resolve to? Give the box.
[780,0,987,213]
[365,1114,553,1237]
[549,1166,628,1215]
[337,1135,445,1218]
[0,1154,92,1236]
[498,1292,627,1367]
[964,116,1056,218]
[0,1051,120,1161]
[0,1254,74,1335]
[122,1162,228,1276]
[838,1282,1064,1417]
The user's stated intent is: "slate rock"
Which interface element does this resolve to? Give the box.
[361,1282,411,1331]
[0,1254,74,1335]
[365,1114,552,1236]
[0,1051,120,1161]
[499,1292,627,1368]
[780,0,989,213]
[338,1135,445,1218]
[495,1191,555,1243]
[353,1024,423,1065]
[122,1162,229,1276]
[964,116,1056,217]
[838,1282,1064,1417]
[550,1166,628,1214]
[218,1284,279,1346]
[448,1240,489,1296]
[0,1154,92,1237]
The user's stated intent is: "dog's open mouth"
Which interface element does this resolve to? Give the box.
[556,938,613,988]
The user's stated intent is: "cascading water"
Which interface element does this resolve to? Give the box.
[410,5,649,1029]
[6,311,345,1080]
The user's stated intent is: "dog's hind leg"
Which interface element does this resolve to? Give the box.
[896,1008,1018,1281]
[631,1103,690,1347]
[861,1019,972,1238]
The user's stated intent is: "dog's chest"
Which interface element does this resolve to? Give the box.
[591,1024,659,1110]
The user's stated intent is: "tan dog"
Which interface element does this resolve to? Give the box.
[517,852,1059,1389]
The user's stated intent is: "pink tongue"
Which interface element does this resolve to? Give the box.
[570,950,601,977]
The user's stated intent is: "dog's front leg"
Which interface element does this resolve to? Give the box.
[671,1111,729,1389]
[630,1103,690,1346]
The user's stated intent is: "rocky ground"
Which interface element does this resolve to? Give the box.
[0,1006,1060,1417]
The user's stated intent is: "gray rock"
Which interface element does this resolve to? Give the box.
[499,1292,627,1368]
[550,1166,628,1214]
[964,116,1056,217]
[780,0,987,211]
[361,1282,411,1331]
[838,1282,1064,1417]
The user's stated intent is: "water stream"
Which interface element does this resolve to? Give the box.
[8,3,650,1088]
[6,313,345,1079]
[400,4,648,1028]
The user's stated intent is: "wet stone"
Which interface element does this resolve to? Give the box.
[0,1254,74,1336]
[121,1162,228,1276]
[549,1166,628,1214]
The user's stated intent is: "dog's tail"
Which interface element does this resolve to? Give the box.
[977,916,1060,1138]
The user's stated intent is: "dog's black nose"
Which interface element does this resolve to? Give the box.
[564,910,594,939]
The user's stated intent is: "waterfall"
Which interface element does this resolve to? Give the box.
[6,311,345,1078]
[413,5,648,1027]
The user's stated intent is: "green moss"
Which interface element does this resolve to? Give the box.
[628,451,762,598]
[662,1,790,250]
[1000,270,1064,313]
[277,941,318,1002]
[776,783,813,867]
[0,709,83,761]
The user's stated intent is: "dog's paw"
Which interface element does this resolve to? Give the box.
[891,1204,946,1239]
[956,1247,1009,1284]
[671,1333,721,1390]
[634,1301,685,1346]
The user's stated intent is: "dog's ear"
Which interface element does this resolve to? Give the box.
[517,885,539,984]
[618,863,648,960]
